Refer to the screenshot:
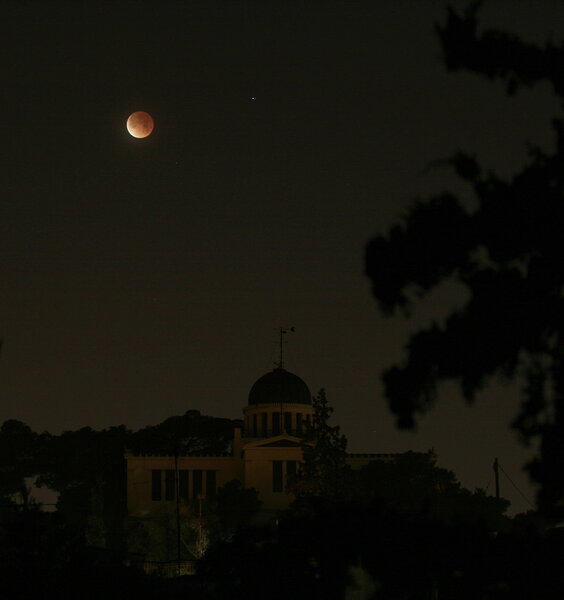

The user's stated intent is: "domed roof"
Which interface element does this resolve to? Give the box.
[248,368,311,406]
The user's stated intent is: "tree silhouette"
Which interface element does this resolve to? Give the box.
[293,389,350,501]
[356,451,509,530]
[0,410,242,555]
[365,2,564,517]
[0,420,38,507]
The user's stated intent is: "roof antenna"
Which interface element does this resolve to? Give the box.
[276,326,295,370]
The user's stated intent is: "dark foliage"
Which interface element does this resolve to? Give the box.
[210,479,262,539]
[365,2,564,517]
[0,507,164,600]
[293,389,351,500]
[0,412,242,598]
[0,420,38,505]
[355,451,509,530]
[0,411,240,553]
[200,497,518,600]
[129,410,240,456]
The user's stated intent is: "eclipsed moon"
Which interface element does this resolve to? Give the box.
[126,111,154,138]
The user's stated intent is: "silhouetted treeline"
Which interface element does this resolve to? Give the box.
[198,496,563,600]
[0,412,241,550]
[3,409,562,599]
[0,412,244,598]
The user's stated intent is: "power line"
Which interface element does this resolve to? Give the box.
[498,463,535,510]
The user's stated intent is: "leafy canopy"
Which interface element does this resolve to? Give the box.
[365,2,564,516]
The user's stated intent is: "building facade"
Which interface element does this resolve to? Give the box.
[126,367,392,516]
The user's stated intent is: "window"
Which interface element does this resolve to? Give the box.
[206,470,216,498]
[261,413,268,436]
[305,414,311,432]
[165,470,175,500]
[253,414,258,437]
[151,470,162,501]
[272,412,281,436]
[284,412,292,434]
[272,461,283,492]
[179,470,189,500]
[296,413,303,435]
[193,470,203,498]
[286,460,297,487]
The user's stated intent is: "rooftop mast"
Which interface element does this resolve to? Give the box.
[277,326,295,370]
[277,326,294,435]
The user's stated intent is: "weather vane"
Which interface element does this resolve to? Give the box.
[276,326,295,370]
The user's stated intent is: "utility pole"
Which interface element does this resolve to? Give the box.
[493,457,500,500]
[175,451,181,576]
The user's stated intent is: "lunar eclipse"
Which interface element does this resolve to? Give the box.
[126,111,154,138]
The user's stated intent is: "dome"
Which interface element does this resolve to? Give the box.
[248,368,311,406]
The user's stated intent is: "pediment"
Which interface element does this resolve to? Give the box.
[244,434,303,449]
[260,439,302,447]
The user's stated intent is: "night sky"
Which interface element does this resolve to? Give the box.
[3,0,564,513]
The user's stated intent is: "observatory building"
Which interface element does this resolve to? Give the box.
[126,366,390,516]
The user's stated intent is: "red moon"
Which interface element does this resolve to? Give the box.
[126,111,154,138]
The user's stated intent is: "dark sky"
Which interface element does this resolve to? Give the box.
[3,0,564,513]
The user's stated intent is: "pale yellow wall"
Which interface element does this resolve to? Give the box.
[126,450,396,516]
[126,436,309,515]
[243,441,303,511]
[126,422,396,518]
[126,454,242,516]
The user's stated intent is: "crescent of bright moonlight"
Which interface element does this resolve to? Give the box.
[126,111,154,138]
